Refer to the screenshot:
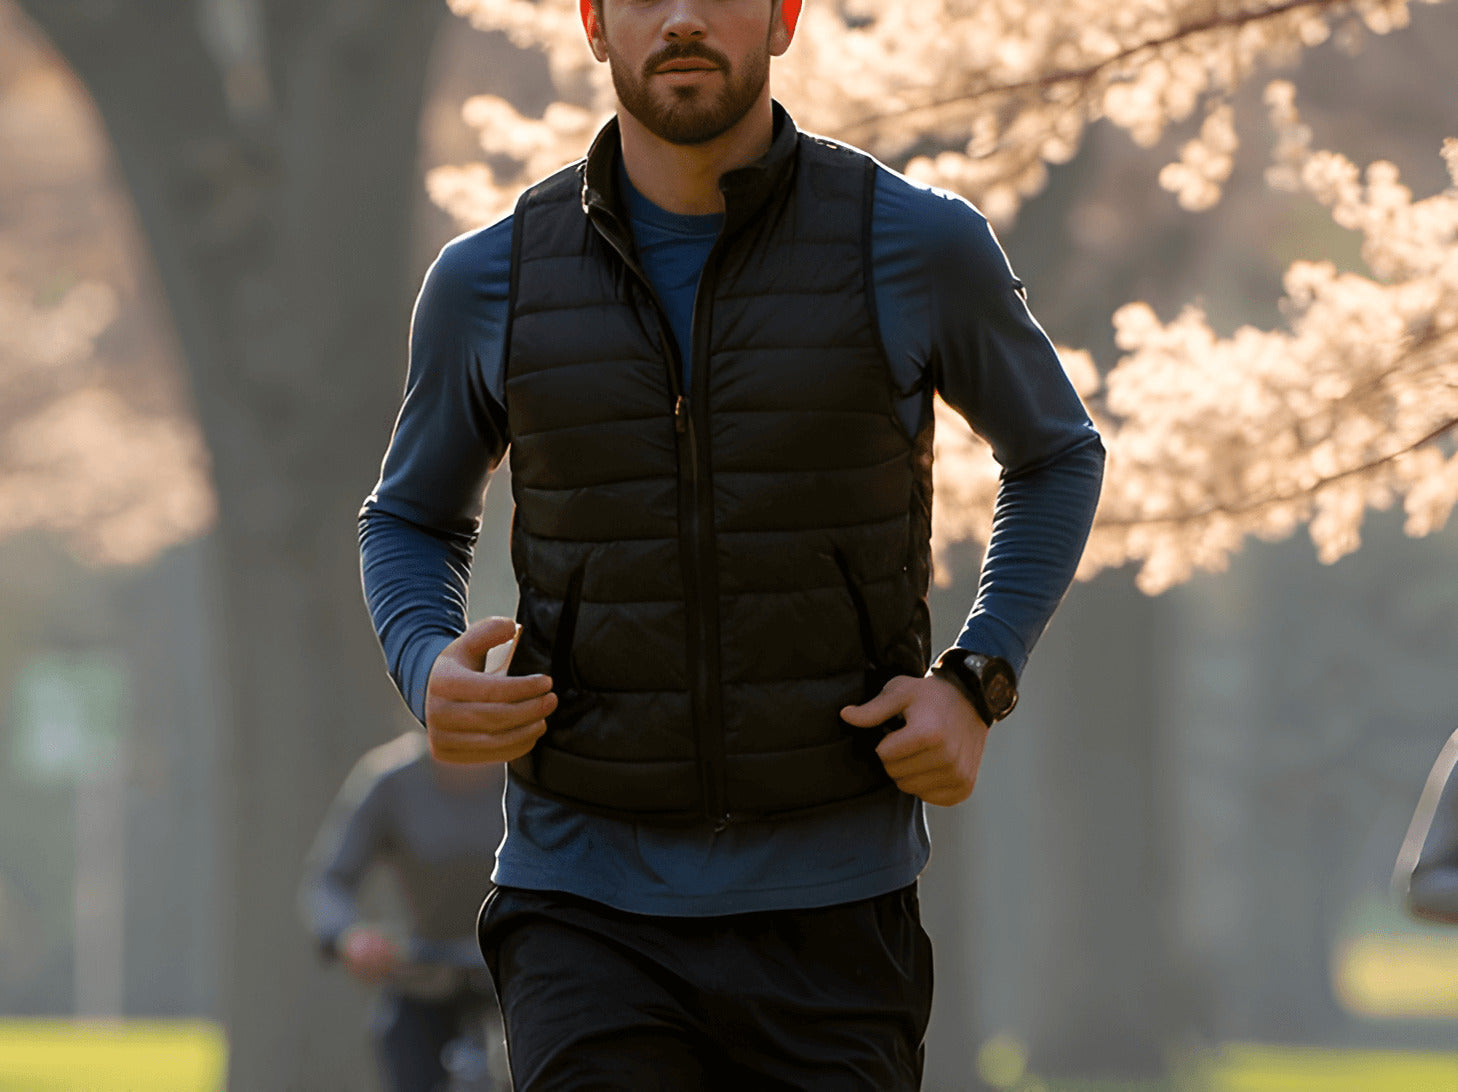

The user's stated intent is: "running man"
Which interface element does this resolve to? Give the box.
[360,1,1104,1086]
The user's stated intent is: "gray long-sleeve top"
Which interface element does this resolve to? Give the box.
[300,732,506,956]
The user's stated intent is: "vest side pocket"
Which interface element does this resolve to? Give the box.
[832,547,895,694]
[550,561,586,687]
[546,558,596,730]
[508,580,551,678]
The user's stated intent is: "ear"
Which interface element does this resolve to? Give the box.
[772,0,801,55]
[581,0,608,62]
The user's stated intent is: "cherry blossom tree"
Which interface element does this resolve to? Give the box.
[0,10,213,567]
[0,276,213,566]
[435,0,1458,595]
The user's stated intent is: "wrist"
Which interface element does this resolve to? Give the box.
[413,633,458,724]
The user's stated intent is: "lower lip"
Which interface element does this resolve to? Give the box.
[656,68,718,85]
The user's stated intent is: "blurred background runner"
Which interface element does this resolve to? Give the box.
[300,730,510,1092]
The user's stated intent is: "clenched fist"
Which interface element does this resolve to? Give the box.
[425,616,557,765]
[841,673,991,807]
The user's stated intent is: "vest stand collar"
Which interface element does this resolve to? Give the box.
[581,102,800,245]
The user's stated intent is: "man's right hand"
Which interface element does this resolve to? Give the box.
[425,616,557,765]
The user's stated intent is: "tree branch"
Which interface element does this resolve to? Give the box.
[840,0,1352,137]
[1097,415,1458,530]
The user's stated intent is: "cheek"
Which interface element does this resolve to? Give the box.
[709,31,760,72]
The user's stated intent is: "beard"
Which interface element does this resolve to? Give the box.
[609,39,770,146]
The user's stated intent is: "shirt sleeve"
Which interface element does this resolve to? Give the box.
[873,170,1105,677]
[359,219,514,722]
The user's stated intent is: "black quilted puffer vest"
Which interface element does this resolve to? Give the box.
[504,107,934,825]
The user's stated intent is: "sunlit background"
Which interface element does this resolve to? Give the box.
[1,0,1457,1089]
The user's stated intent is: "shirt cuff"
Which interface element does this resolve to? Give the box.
[404,633,457,725]
[951,614,1030,679]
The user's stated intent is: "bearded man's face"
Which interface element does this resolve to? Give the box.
[595,1,779,146]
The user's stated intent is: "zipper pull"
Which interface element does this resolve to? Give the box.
[674,394,689,434]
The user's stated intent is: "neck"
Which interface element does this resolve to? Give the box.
[617,91,775,215]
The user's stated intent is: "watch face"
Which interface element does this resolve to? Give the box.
[984,671,1015,715]
[935,651,1018,721]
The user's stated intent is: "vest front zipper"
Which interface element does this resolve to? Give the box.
[688,249,729,830]
[596,216,726,826]
[651,292,722,828]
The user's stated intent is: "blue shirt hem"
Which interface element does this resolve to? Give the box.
[493,844,930,917]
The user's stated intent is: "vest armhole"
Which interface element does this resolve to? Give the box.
[501,190,529,420]
[860,157,884,364]
[503,161,588,418]
[861,157,923,439]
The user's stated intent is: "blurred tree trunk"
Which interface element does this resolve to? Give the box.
[15,1,446,1086]
[1019,577,1174,1077]
[920,773,988,1091]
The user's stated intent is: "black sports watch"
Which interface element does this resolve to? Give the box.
[929,649,1019,725]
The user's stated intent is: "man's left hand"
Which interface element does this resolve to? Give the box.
[840,675,990,807]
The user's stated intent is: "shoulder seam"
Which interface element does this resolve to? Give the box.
[797,130,878,172]
[522,158,588,206]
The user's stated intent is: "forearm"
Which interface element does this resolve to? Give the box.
[954,434,1104,675]
[360,505,475,721]
[359,224,512,720]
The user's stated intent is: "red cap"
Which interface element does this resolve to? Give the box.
[781,0,802,35]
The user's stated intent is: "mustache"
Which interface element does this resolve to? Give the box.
[643,41,731,78]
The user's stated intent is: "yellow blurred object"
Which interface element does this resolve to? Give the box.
[1334,935,1458,1019]
[1211,1044,1458,1092]
[0,1020,226,1092]
[0,1020,1455,1092]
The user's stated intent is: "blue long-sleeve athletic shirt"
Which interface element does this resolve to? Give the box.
[360,158,1104,916]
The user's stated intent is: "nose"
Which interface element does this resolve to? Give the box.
[662,0,708,40]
